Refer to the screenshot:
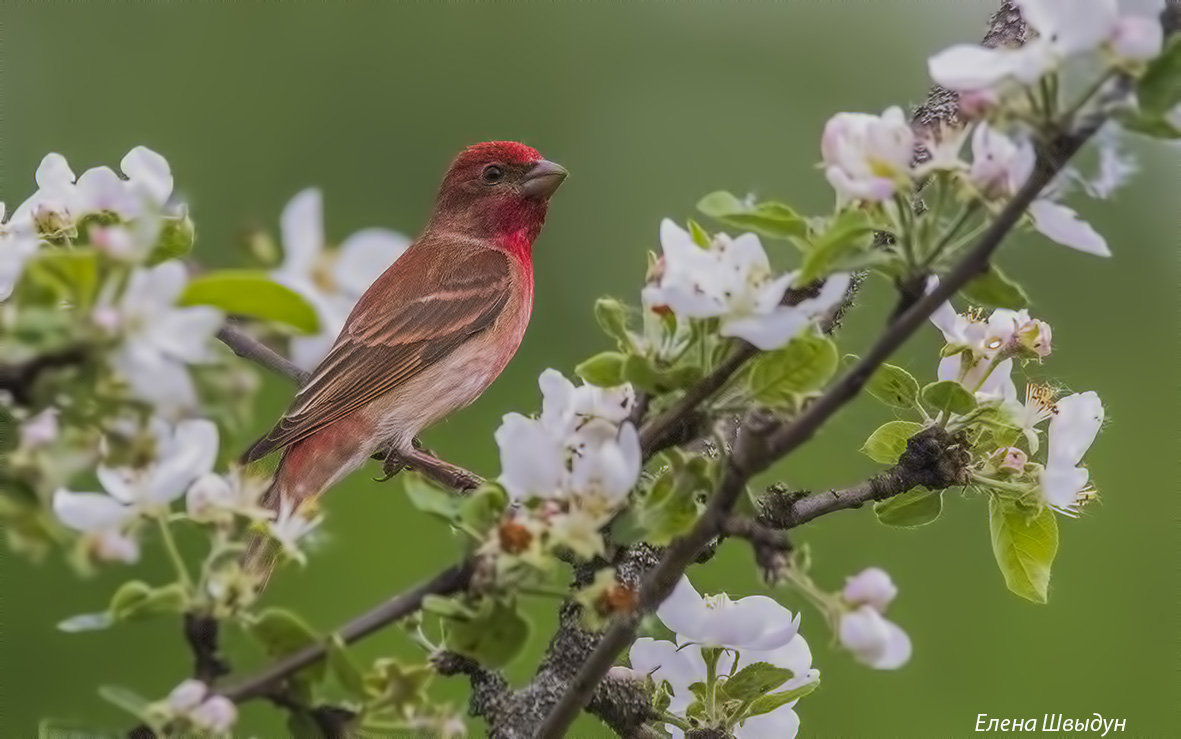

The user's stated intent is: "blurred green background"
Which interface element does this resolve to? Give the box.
[2,2,1177,737]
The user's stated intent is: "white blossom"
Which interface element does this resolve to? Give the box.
[496,370,640,507]
[928,0,1162,92]
[272,188,409,369]
[53,418,218,537]
[1004,383,1058,452]
[643,220,850,350]
[838,604,912,670]
[186,471,270,523]
[629,612,815,738]
[0,202,40,301]
[1038,391,1104,516]
[165,680,237,733]
[842,567,898,612]
[657,575,800,651]
[821,107,915,205]
[938,354,1017,403]
[267,497,322,562]
[100,261,223,415]
[167,680,208,713]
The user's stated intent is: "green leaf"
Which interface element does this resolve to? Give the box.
[108,581,153,619]
[457,483,509,536]
[97,685,152,719]
[874,488,942,527]
[696,191,806,240]
[27,249,100,306]
[108,581,187,622]
[921,380,977,416]
[327,635,367,699]
[363,658,434,713]
[865,362,920,408]
[799,210,874,282]
[1137,37,1181,116]
[39,718,120,739]
[179,269,319,333]
[687,219,712,247]
[747,334,838,403]
[57,611,115,633]
[149,215,196,265]
[860,421,924,464]
[403,473,462,523]
[594,297,632,349]
[576,351,627,387]
[246,607,326,684]
[719,662,792,703]
[745,676,820,718]
[959,264,1029,309]
[444,599,531,669]
[988,497,1058,604]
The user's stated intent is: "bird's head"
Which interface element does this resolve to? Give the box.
[430,141,567,261]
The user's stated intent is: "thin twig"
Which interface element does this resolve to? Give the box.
[217,561,472,703]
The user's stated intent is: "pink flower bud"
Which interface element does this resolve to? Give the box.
[997,446,1029,474]
[167,680,208,713]
[842,567,898,612]
[190,695,237,733]
[1110,16,1163,62]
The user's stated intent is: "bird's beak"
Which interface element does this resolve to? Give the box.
[520,159,568,199]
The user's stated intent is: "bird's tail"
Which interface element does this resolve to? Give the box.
[241,472,285,591]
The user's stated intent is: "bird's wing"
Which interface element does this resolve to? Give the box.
[242,245,513,462]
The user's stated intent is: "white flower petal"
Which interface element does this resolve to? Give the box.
[278,188,325,277]
[120,146,174,207]
[35,153,76,190]
[1046,391,1104,467]
[1029,200,1110,256]
[843,567,898,611]
[736,706,800,739]
[53,490,135,532]
[333,228,408,296]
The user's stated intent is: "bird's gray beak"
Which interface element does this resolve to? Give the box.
[520,159,568,199]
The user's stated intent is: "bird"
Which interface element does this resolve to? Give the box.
[241,141,567,577]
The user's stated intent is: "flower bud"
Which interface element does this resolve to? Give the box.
[1109,16,1163,62]
[90,530,140,564]
[20,409,59,448]
[606,665,642,682]
[1016,318,1052,359]
[497,518,534,555]
[838,605,912,670]
[167,679,208,713]
[842,567,897,612]
[90,225,137,260]
[995,446,1028,474]
[957,89,998,119]
[189,695,237,733]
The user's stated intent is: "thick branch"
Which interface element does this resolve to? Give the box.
[0,345,89,406]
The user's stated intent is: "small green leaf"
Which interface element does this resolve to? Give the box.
[27,249,100,306]
[745,676,820,718]
[327,635,367,699]
[860,421,924,464]
[576,351,627,387]
[747,334,838,403]
[57,611,115,633]
[403,473,462,523]
[719,662,792,703]
[874,488,942,527]
[457,483,509,536]
[594,298,632,349]
[108,581,153,619]
[444,599,531,669]
[921,380,977,416]
[696,191,806,240]
[149,215,196,265]
[865,362,920,408]
[246,607,326,684]
[179,270,319,333]
[960,264,1029,309]
[363,658,434,713]
[622,353,662,393]
[799,210,874,282]
[988,497,1058,604]
[1137,37,1181,116]
[687,219,712,247]
[98,685,152,719]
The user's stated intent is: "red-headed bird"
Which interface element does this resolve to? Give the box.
[242,142,566,571]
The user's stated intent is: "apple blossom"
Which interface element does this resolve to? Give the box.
[628,618,815,738]
[53,418,218,537]
[1005,383,1058,452]
[267,497,322,563]
[167,679,208,713]
[496,370,640,507]
[643,220,851,350]
[842,567,898,612]
[185,471,270,523]
[928,0,1163,93]
[100,261,224,415]
[821,107,915,204]
[996,446,1030,474]
[838,604,912,670]
[656,575,800,651]
[0,202,40,301]
[189,695,237,733]
[1038,391,1104,516]
[272,188,409,369]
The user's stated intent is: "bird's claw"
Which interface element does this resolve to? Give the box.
[374,445,407,482]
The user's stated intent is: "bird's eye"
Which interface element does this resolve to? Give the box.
[481,164,505,185]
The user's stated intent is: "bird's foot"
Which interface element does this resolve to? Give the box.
[373,443,408,483]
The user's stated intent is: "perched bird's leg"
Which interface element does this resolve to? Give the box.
[374,441,408,482]
[402,448,483,492]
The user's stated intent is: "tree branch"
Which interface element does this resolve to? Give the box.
[217,561,472,703]
[0,344,89,406]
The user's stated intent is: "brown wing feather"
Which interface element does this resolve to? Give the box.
[242,242,513,462]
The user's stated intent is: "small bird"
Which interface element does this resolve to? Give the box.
[242,142,566,572]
